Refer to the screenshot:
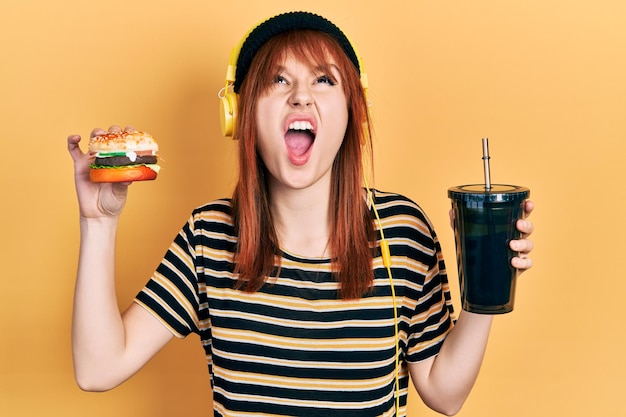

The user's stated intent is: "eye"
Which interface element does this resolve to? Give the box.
[272,75,288,85]
[316,75,337,86]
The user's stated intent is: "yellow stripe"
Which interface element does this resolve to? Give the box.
[213,401,399,417]
[208,286,394,312]
[216,366,394,391]
[212,327,395,351]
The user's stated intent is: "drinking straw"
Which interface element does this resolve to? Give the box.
[482,138,492,190]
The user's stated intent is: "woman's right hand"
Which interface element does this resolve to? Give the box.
[70,125,174,391]
[68,125,131,218]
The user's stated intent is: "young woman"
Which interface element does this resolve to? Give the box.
[68,11,535,417]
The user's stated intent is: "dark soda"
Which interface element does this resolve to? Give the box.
[448,184,530,314]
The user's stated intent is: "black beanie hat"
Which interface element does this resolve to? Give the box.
[233,11,361,93]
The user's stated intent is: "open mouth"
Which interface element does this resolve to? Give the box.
[284,121,315,157]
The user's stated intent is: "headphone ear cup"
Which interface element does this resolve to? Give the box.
[220,92,238,138]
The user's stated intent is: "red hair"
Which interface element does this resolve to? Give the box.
[232,30,375,299]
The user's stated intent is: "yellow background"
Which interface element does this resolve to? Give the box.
[1,0,624,416]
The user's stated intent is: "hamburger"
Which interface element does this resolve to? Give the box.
[88,130,160,182]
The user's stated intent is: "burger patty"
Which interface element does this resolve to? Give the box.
[94,155,158,167]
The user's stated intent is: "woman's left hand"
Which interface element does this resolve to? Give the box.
[510,200,534,272]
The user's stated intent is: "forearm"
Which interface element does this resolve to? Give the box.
[72,216,127,390]
[413,310,493,415]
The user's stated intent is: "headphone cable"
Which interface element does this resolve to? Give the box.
[364,181,400,416]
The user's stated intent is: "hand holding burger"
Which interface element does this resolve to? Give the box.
[89,130,160,182]
[68,126,157,219]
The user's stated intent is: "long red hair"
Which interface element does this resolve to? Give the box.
[232,29,375,299]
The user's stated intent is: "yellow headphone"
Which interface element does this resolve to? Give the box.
[218,42,243,138]
[218,16,368,138]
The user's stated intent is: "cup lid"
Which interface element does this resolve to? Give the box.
[448,184,530,202]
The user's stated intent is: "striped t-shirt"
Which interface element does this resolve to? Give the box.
[135,190,455,417]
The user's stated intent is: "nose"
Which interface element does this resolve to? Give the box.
[288,82,313,107]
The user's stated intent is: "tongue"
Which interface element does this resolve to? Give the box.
[284,131,313,156]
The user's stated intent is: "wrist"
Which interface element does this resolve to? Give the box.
[80,215,120,227]
[79,216,120,240]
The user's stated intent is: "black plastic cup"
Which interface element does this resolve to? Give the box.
[448,184,530,314]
